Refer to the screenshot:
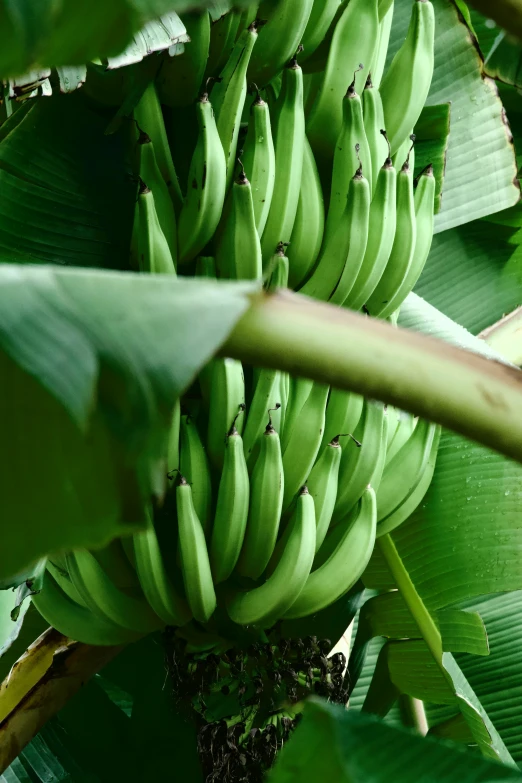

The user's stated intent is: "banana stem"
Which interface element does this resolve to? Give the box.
[222,289,522,465]
[398,694,429,736]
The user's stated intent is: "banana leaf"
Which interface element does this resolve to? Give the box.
[269,699,522,783]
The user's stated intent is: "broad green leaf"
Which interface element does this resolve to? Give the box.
[0,265,255,577]
[466,0,522,44]
[0,92,135,269]
[415,211,522,335]
[387,0,519,232]
[269,699,522,783]
[0,1,221,78]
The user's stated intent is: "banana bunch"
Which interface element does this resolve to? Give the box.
[32,0,443,644]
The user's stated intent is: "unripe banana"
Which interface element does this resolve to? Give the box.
[237,419,284,580]
[307,436,343,552]
[177,92,227,265]
[135,83,183,214]
[321,389,364,451]
[247,0,314,87]
[66,549,162,634]
[344,144,397,311]
[380,0,435,155]
[211,22,259,189]
[376,418,438,521]
[176,475,217,623]
[129,199,140,271]
[229,487,316,628]
[282,381,330,511]
[288,136,325,289]
[283,487,376,619]
[386,410,417,464]
[206,11,242,79]
[333,400,385,522]
[265,241,290,292]
[328,75,372,232]
[138,181,177,275]
[214,164,263,280]
[300,0,343,65]
[379,163,435,319]
[372,1,394,88]
[157,12,211,108]
[377,424,441,537]
[241,91,276,236]
[207,357,245,470]
[300,163,370,304]
[210,418,250,583]
[237,2,260,33]
[132,507,192,627]
[180,414,213,535]
[166,398,181,478]
[243,369,282,469]
[261,54,305,267]
[196,256,217,278]
[32,570,142,646]
[366,151,417,317]
[282,377,313,452]
[362,75,388,197]
[139,132,177,264]
[46,559,89,609]
[368,406,389,493]
[306,0,379,166]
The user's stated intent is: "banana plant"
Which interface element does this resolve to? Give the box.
[3,0,522,781]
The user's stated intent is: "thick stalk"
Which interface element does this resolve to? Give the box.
[398,695,429,736]
[222,290,522,464]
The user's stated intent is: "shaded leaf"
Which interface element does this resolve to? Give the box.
[414,103,451,214]
[269,699,522,783]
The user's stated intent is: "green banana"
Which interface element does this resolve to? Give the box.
[238,2,260,33]
[247,0,314,87]
[366,147,417,317]
[205,11,242,80]
[138,132,177,262]
[260,54,305,267]
[307,436,343,552]
[135,83,183,214]
[300,0,342,65]
[288,136,325,289]
[180,414,213,535]
[65,549,162,634]
[46,559,89,609]
[328,72,372,231]
[214,163,263,280]
[377,424,441,537]
[281,377,313,452]
[229,487,316,628]
[32,570,141,646]
[321,388,364,451]
[157,11,211,108]
[392,128,415,172]
[372,1,394,88]
[368,407,389,493]
[379,163,435,319]
[133,508,192,627]
[380,0,435,154]
[243,368,282,469]
[283,487,376,619]
[386,410,417,464]
[176,475,217,623]
[236,416,284,580]
[210,416,250,583]
[300,162,370,303]
[344,140,397,311]
[129,198,140,271]
[138,181,177,275]
[282,381,330,511]
[211,22,259,189]
[306,0,379,165]
[177,92,227,265]
[195,256,217,278]
[333,399,385,522]
[265,241,290,292]
[241,90,276,236]
[376,417,438,521]
[362,75,388,197]
[207,357,246,470]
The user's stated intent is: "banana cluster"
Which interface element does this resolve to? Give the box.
[32,0,442,645]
